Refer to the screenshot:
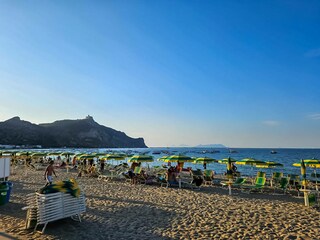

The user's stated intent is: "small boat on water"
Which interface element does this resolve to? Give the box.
[229,149,238,153]
[270,150,277,154]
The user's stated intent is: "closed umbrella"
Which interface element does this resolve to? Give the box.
[226,157,233,195]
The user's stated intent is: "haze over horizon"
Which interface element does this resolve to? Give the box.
[1,1,320,148]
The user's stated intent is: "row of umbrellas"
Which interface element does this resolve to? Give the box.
[2,150,320,170]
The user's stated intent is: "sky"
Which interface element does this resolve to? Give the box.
[0,1,320,148]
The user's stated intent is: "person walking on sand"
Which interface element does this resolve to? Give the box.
[44,160,57,187]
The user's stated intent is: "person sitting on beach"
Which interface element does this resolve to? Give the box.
[167,166,178,185]
[44,160,57,187]
[59,161,66,168]
[231,163,238,176]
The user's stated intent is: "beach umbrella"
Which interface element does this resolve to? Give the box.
[94,153,108,157]
[157,156,169,162]
[193,157,217,169]
[236,158,265,166]
[128,155,154,163]
[60,152,74,156]
[31,152,47,158]
[162,155,193,163]
[255,161,284,168]
[292,159,320,168]
[101,154,126,161]
[218,158,238,164]
[193,157,217,164]
[78,154,96,160]
[47,152,62,156]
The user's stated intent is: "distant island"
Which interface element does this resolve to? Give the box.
[0,116,147,148]
[195,144,227,148]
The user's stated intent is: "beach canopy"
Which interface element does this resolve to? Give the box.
[236,158,265,166]
[157,156,169,161]
[31,152,47,158]
[78,154,96,160]
[193,157,217,164]
[101,154,126,161]
[47,152,62,156]
[60,152,74,156]
[292,159,320,168]
[128,155,154,163]
[16,152,30,157]
[218,158,237,164]
[255,161,284,168]
[161,155,193,163]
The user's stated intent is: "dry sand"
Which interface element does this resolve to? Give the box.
[0,167,320,240]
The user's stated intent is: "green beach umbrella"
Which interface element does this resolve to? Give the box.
[16,152,30,158]
[255,161,284,168]
[101,154,126,161]
[158,156,169,162]
[47,152,62,156]
[60,152,74,156]
[162,155,193,163]
[218,158,237,164]
[78,154,96,160]
[128,155,154,163]
[236,158,265,166]
[31,152,47,158]
[292,159,320,168]
[193,157,217,164]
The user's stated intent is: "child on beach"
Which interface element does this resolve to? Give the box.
[44,160,57,187]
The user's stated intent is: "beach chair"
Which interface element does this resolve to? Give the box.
[241,177,266,193]
[221,177,246,188]
[191,170,204,189]
[97,169,116,182]
[23,192,86,234]
[203,170,214,185]
[288,174,301,195]
[271,172,283,187]
[274,177,290,194]
[177,171,194,189]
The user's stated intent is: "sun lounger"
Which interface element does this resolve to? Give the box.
[271,172,283,187]
[203,170,214,185]
[273,177,290,194]
[221,177,246,188]
[241,177,266,193]
[23,191,86,234]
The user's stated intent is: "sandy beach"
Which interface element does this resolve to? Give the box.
[1,167,320,240]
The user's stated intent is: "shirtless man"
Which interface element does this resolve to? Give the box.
[44,160,57,186]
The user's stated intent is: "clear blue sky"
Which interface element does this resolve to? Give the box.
[0,1,320,148]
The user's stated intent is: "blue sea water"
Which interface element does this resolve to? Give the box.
[140,147,320,178]
[38,147,320,178]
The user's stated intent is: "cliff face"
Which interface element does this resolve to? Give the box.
[0,116,147,148]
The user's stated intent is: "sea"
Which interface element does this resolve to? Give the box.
[29,147,320,179]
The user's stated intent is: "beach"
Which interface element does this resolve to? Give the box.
[1,167,320,240]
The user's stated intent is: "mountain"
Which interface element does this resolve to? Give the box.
[0,116,147,148]
[196,144,227,148]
